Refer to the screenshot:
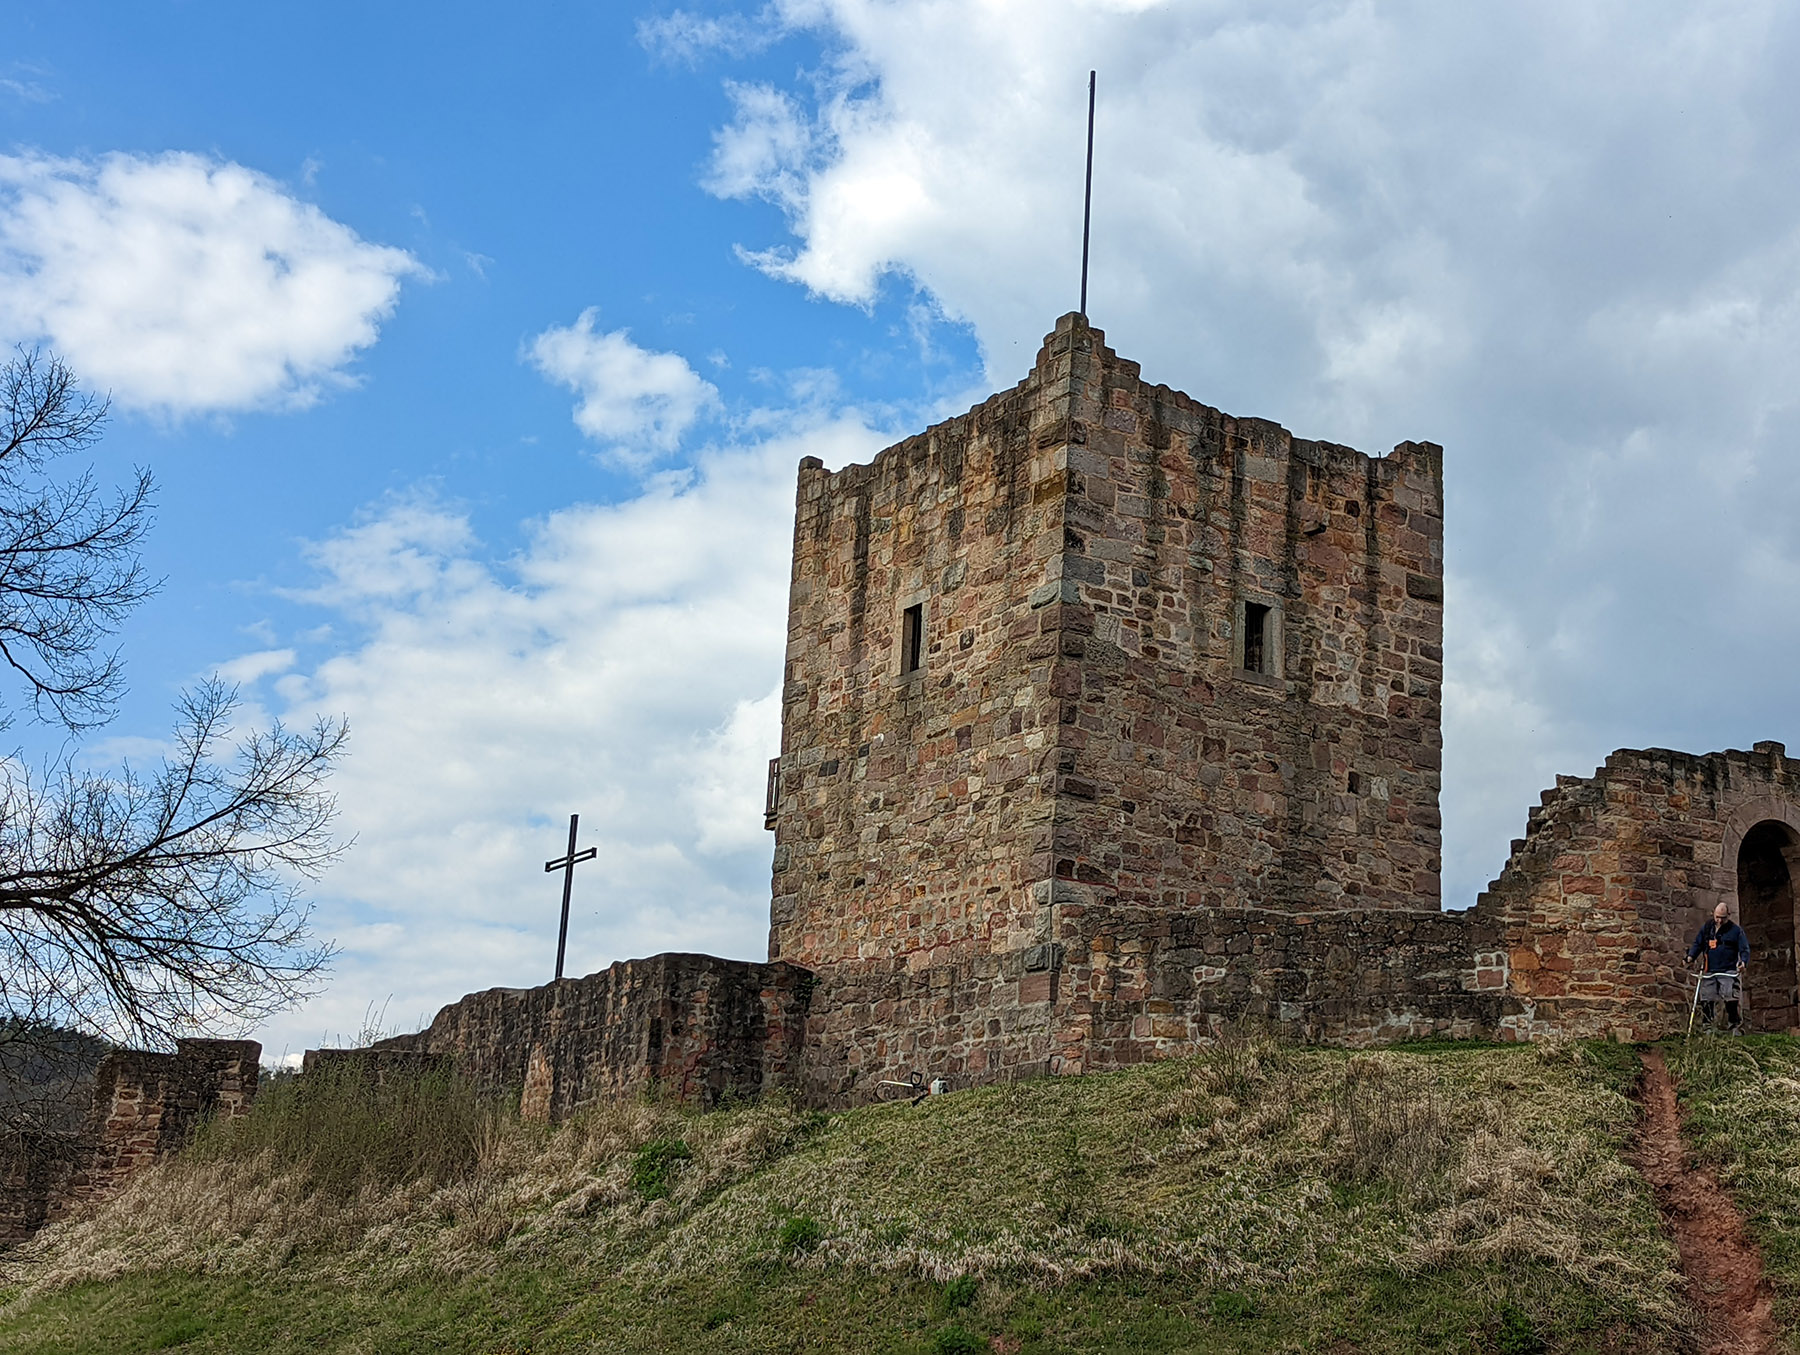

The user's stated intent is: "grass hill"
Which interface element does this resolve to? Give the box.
[1,1032,1796,1354]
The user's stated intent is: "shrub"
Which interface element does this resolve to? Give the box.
[777,1214,823,1254]
[1046,1125,1091,1227]
[629,1137,692,1201]
[1326,1059,1452,1195]
[941,1275,977,1311]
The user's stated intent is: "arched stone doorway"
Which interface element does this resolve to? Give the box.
[1738,820,1800,1031]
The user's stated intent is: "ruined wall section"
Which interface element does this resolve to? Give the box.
[768,359,1073,971]
[372,954,810,1118]
[1043,319,1445,928]
[0,1038,259,1242]
[1474,741,1800,1040]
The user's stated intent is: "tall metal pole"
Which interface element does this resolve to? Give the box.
[1080,70,1096,319]
[555,813,577,980]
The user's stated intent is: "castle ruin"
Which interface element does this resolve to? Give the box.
[12,315,1791,1238]
[356,314,1799,1113]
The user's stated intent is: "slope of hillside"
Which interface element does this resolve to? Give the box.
[0,1037,1692,1353]
[1666,1036,1800,1340]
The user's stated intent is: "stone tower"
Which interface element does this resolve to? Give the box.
[768,314,1446,987]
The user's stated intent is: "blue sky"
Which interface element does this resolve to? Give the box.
[1,2,978,732]
[3,1,1799,1058]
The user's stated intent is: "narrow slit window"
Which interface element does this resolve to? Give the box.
[1242,602,1270,675]
[900,603,924,675]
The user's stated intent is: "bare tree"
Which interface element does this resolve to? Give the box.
[0,350,344,1074]
[0,347,152,732]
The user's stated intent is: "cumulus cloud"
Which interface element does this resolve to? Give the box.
[528,309,720,463]
[0,151,423,414]
[696,0,1800,907]
[246,413,885,1057]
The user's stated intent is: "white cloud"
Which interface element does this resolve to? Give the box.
[705,82,816,207]
[528,309,720,464]
[638,6,785,63]
[695,0,1800,909]
[246,412,886,1057]
[0,151,423,415]
[213,648,296,685]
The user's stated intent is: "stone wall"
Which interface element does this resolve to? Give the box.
[369,953,811,1119]
[1044,321,1444,924]
[1473,741,1800,1041]
[0,1037,259,1243]
[337,743,1797,1111]
[797,904,1514,1104]
[770,314,1446,990]
[770,355,1065,972]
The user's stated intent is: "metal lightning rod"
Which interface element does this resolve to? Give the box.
[1079,70,1096,319]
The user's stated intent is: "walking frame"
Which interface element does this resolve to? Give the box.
[1683,963,1746,1040]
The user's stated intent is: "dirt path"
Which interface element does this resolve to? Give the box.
[1634,1048,1780,1355]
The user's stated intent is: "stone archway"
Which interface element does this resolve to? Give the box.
[1738,820,1800,1031]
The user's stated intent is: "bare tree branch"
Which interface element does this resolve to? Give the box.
[0,347,154,732]
[0,680,345,1049]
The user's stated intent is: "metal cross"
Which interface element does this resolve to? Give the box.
[544,813,597,980]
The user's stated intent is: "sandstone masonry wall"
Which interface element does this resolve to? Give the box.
[1045,322,1444,921]
[767,313,1453,1092]
[770,361,1067,972]
[0,1037,259,1242]
[371,953,810,1118]
[797,904,1513,1103]
[770,315,1445,1005]
[1473,741,1800,1041]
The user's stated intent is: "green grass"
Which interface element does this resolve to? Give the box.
[0,1035,1693,1353]
[0,1259,1659,1354]
[1665,1032,1800,1342]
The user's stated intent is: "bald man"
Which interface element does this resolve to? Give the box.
[1687,900,1751,1034]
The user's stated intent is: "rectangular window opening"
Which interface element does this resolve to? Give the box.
[1242,602,1270,675]
[900,603,924,675]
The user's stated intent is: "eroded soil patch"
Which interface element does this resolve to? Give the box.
[1635,1048,1779,1355]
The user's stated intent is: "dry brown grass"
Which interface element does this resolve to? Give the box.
[1,1037,1681,1335]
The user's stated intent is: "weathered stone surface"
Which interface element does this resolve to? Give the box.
[769,314,1444,989]
[0,1038,259,1242]
[363,953,811,1117]
[794,906,1515,1103]
[1474,743,1800,1041]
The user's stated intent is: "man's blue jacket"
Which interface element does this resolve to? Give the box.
[1688,918,1752,974]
